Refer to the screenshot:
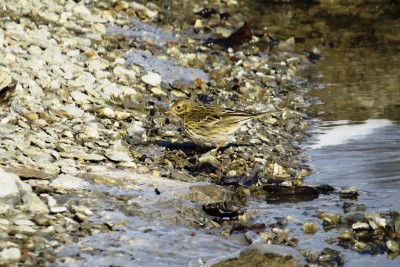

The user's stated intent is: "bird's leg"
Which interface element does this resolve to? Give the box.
[215,140,226,151]
[210,140,225,156]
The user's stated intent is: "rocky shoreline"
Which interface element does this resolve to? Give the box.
[1,0,399,266]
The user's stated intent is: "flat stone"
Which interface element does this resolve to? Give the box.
[75,153,105,161]
[113,66,136,82]
[41,194,57,208]
[205,244,306,267]
[126,121,146,134]
[186,185,231,204]
[70,90,90,104]
[365,213,386,229]
[73,5,91,16]
[97,107,115,119]
[352,222,370,230]
[0,247,21,261]
[386,240,400,252]
[14,219,35,226]
[82,125,100,139]
[16,225,36,234]
[141,72,161,86]
[51,206,68,213]
[130,2,158,18]
[50,174,90,190]
[105,150,132,163]
[0,169,22,205]
[22,192,49,214]
[150,87,167,96]
[5,167,54,180]
[0,218,11,225]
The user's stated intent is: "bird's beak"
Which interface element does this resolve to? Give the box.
[165,109,172,115]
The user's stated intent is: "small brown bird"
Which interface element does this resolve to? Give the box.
[165,99,276,149]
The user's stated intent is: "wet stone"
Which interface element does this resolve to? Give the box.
[339,186,359,199]
[353,241,370,253]
[244,231,263,244]
[303,222,318,234]
[209,244,306,267]
[186,185,232,203]
[318,247,344,266]
[352,222,370,230]
[365,213,386,229]
[386,240,400,252]
[318,212,341,225]
[342,202,366,213]
[339,230,354,240]
[170,170,197,182]
[394,217,400,233]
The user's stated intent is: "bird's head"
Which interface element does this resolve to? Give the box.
[165,99,195,116]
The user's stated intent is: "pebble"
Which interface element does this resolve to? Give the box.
[51,207,68,213]
[303,222,318,234]
[22,192,49,214]
[70,91,90,104]
[365,213,386,229]
[386,240,400,252]
[14,219,35,226]
[97,107,115,119]
[150,87,167,96]
[340,186,358,196]
[0,247,21,261]
[141,72,161,86]
[0,219,11,225]
[127,121,146,134]
[50,174,90,190]
[130,2,158,19]
[0,169,21,205]
[113,66,136,82]
[352,222,370,230]
[73,5,91,16]
[75,153,105,161]
[105,150,132,163]
[41,194,57,208]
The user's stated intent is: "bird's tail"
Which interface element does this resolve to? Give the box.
[253,110,279,118]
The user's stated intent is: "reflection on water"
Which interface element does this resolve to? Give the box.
[307,120,400,202]
[309,119,392,149]
[241,1,400,122]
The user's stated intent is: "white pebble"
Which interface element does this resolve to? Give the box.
[141,72,161,86]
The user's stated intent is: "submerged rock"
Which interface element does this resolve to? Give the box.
[205,244,306,267]
[303,222,318,234]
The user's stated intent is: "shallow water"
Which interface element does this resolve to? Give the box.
[241,1,400,266]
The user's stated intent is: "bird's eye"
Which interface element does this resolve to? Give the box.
[176,105,181,110]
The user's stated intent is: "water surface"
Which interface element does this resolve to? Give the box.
[243,2,400,266]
